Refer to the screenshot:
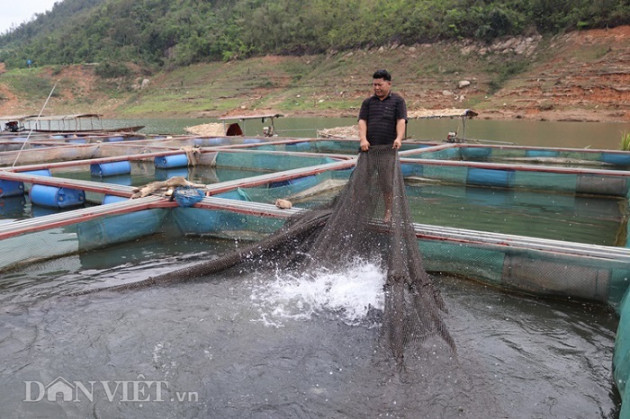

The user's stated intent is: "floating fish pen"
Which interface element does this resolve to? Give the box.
[2,134,630,415]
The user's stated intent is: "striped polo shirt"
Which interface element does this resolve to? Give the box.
[358,93,407,145]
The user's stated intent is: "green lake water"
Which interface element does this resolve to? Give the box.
[102,117,630,149]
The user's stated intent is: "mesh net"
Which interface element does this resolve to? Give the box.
[300,145,454,362]
[80,145,454,363]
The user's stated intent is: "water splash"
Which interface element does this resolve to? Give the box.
[250,259,385,327]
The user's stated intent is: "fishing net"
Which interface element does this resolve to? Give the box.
[300,145,454,362]
[80,144,454,362]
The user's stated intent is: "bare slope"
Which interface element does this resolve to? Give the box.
[0,27,628,122]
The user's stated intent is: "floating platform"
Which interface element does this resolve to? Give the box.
[1,134,630,412]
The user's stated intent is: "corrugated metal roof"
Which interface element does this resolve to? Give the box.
[24,114,103,121]
[218,113,283,121]
[0,114,39,121]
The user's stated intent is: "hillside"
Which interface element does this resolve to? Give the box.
[0,26,629,122]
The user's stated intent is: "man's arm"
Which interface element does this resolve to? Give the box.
[359,119,370,151]
[393,118,405,149]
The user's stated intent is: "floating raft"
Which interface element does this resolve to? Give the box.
[1,134,630,412]
[1,137,630,303]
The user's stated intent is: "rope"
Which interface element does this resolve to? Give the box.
[11,81,58,168]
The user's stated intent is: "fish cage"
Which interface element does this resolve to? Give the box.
[2,134,630,414]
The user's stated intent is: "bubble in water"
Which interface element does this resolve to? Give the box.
[250,259,385,327]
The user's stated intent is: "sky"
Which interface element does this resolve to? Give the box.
[0,0,59,34]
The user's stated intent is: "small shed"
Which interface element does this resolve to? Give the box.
[218,113,284,137]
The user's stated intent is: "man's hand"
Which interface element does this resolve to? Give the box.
[360,138,370,151]
[392,138,402,150]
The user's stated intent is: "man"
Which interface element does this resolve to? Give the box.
[358,69,407,222]
[358,69,407,152]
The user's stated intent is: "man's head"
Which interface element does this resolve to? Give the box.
[372,69,392,99]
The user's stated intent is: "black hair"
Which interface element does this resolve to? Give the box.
[372,69,392,81]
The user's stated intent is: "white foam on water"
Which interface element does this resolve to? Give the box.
[250,259,385,327]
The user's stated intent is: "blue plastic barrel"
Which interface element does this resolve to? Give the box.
[102,195,128,205]
[525,149,559,158]
[0,180,24,197]
[467,168,515,188]
[154,154,189,169]
[601,152,630,166]
[90,161,131,177]
[30,184,85,208]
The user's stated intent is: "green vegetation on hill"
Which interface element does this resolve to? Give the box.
[0,0,629,70]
